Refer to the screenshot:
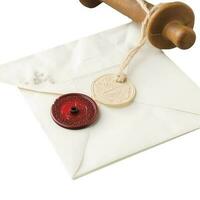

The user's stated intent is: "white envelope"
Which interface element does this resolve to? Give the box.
[0,23,200,179]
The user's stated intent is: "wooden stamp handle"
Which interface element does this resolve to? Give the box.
[80,0,196,49]
[101,0,151,22]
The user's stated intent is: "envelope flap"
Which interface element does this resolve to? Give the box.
[0,23,139,94]
[129,45,200,115]
[0,22,199,115]
[73,103,200,178]
[20,89,91,176]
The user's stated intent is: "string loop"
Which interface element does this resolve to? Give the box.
[116,0,162,83]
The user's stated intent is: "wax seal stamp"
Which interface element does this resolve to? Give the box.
[51,93,99,129]
[91,74,136,107]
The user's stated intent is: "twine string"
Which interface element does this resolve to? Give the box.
[116,0,162,83]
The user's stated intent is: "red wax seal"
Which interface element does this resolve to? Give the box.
[51,93,99,129]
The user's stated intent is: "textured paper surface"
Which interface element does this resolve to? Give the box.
[0,23,200,179]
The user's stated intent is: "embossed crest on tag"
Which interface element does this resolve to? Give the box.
[91,74,136,107]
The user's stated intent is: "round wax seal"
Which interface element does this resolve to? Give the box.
[91,74,136,107]
[51,93,99,129]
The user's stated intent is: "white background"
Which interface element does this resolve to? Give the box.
[0,0,199,199]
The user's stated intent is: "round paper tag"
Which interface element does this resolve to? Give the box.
[91,74,136,107]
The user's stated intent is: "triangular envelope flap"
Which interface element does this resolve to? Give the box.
[0,23,138,94]
[1,22,199,114]
[128,45,200,114]
[20,89,91,176]
[71,102,200,178]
